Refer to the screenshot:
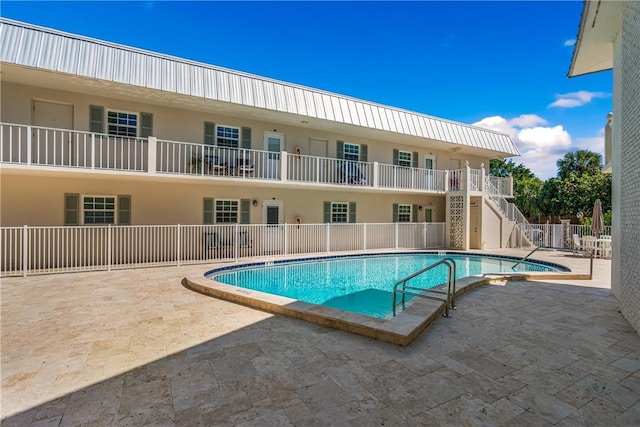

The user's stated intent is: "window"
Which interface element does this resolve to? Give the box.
[398,151,412,168]
[216,125,240,148]
[83,196,115,224]
[343,143,360,161]
[331,202,349,223]
[107,111,137,137]
[215,200,239,223]
[397,204,412,222]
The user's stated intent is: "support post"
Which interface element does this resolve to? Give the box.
[22,225,28,277]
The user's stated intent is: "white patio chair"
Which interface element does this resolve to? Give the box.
[582,235,601,258]
[572,234,585,254]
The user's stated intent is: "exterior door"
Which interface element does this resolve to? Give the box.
[261,201,284,253]
[470,199,480,249]
[424,156,436,190]
[32,100,74,165]
[264,132,284,178]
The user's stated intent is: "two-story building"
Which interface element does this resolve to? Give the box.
[0,18,524,264]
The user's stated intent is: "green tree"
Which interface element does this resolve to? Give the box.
[556,149,603,180]
[490,159,542,219]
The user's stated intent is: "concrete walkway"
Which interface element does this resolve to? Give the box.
[1,251,638,426]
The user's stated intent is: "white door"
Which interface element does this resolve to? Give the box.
[424,156,436,190]
[32,100,74,165]
[261,201,284,253]
[264,132,284,178]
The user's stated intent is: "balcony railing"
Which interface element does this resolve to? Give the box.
[0,123,147,171]
[0,122,512,196]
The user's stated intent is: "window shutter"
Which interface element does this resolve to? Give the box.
[336,141,344,159]
[241,127,252,149]
[64,193,80,226]
[393,149,399,165]
[392,203,399,222]
[140,113,153,138]
[323,201,331,223]
[360,144,368,162]
[412,152,419,168]
[349,202,356,224]
[412,204,418,222]
[203,198,214,224]
[89,106,104,133]
[204,122,216,145]
[240,199,250,224]
[117,195,131,225]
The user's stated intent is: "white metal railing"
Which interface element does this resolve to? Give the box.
[449,169,465,191]
[0,123,147,171]
[488,176,513,197]
[378,165,446,191]
[0,222,446,277]
[156,139,280,180]
[484,177,535,248]
[528,223,612,252]
[287,154,372,187]
[1,122,515,197]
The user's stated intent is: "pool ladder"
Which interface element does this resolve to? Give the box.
[392,258,457,317]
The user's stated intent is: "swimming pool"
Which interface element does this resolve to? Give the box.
[208,253,566,319]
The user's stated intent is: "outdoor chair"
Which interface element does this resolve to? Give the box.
[235,157,255,176]
[572,234,586,255]
[582,235,602,258]
[206,155,228,175]
[338,161,367,185]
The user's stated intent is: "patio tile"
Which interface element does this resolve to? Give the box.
[1,253,637,426]
[507,386,577,424]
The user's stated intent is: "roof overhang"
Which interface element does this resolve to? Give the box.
[568,0,627,77]
[0,18,520,158]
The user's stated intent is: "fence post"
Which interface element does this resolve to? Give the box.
[22,225,28,277]
[176,224,181,266]
[423,222,427,248]
[326,223,330,253]
[363,223,367,251]
[444,170,449,192]
[395,222,399,249]
[235,223,239,261]
[284,224,288,256]
[372,162,379,188]
[107,224,112,271]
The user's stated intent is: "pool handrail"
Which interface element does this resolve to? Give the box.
[511,246,593,279]
[392,257,457,317]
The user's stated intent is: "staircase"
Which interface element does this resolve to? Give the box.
[483,178,535,248]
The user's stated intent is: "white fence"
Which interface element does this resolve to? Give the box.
[0,222,446,277]
[527,223,612,248]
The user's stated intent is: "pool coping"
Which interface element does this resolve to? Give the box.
[184,251,591,346]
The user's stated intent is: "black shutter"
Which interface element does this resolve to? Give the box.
[393,149,399,166]
[140,113,153,138]
[240,199,250,224]
[241,127,252,149]
[412,152,419,168]
[204,122,216,145]
[323,201,331,223]
[203,198,214,224]
[360,144,368,162]
[392,203,399,222]
[64,193,80,226]
[89,106,104,133]
[336,141,344,159]
[118,195,132,225]
[348,202,356,224]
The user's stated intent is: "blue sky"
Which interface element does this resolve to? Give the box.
[2,1,611,179]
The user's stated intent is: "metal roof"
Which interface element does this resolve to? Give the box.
[0,18,520,156]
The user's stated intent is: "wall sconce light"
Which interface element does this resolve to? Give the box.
[418,205,423,211]
[252,200,258,207]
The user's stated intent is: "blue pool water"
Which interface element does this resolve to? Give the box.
[209,253,565,319]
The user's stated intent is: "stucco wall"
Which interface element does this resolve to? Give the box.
[481,198,503,249]
[617,1,640,332]
[0,173,447,226]
[0,81,492,170]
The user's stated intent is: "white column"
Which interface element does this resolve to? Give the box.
[147,136,157,174]
[372,162,379,188]
[280,151,288,181]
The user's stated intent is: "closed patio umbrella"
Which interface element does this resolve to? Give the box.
[591,199,604,238]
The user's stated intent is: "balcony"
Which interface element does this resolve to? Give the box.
[0,122,512,196]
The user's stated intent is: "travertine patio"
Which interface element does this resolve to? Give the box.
[1,250,639,426]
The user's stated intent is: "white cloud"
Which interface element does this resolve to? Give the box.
[564,39,576,47]
[548,90,609,108]
[473,115,572,179]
